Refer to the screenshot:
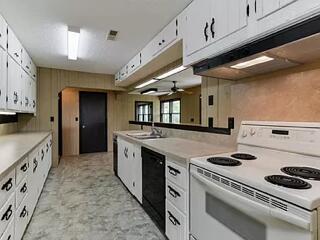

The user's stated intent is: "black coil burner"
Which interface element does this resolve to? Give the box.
[231,153,257,160]
[265,175,312,189]
[207,157,242,166]
[281,167,320,181]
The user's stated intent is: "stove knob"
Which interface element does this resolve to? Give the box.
[250,128,256,136]
[242,130,248,138]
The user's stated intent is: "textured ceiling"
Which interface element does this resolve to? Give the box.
[0,0,191,74]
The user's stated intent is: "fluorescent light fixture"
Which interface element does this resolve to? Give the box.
[155,66,187,80]
[135,79,158,89]
[141,88,158,95]
[230,56,274,69]
[68,26,80,60]
[0,111,16,115]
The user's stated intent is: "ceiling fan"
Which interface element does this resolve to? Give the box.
[166,81,192,96]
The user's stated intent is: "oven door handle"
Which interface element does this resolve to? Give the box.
[191,171,314,231]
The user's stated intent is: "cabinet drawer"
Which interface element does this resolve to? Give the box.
[166,200,186,240]
[166,160,187,189]
[166,180,186,214]
[16,157,30,185]
[15,196,29,240]
[0,219,14,240]
[0,195,15,237]
[0,170,15,207]
[16,175,28,208]
[7,26,22,65]
[0,15,7,51]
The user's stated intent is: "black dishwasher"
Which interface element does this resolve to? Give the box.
[142,147,165,233]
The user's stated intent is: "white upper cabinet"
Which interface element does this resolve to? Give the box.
[0,15,7,51]
[22,48,32,75]
[185,0,248,58]
[7,26,22,65]
[127,53,141,75]
[0,48,7,109]
[7,56,22,111]
[119,65,128,80]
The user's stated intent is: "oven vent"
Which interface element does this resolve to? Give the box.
[242,187,254,197]
[194,166,296,215]
[231,182,241,191]
[271,199,288,212]
[256,193,270,204]
[221,179,230,186]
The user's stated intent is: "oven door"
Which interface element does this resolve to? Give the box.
[190,165,317,240]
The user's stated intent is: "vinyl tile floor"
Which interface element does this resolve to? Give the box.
[23,152,165,240]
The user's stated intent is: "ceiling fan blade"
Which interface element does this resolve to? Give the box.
[168,92,174,96]
[177,89,185,92]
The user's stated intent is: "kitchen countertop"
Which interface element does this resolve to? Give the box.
[114,131,234,166]
[0,131,51,177]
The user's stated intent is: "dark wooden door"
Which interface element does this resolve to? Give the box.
[79,92,107,154]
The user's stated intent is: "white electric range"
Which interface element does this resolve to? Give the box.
[190,121,320,240]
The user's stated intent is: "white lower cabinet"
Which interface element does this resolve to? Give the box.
[165,159,188,240]
[0,195,14,237]
[0,219,14,240]
[166,200,186,240]
[15,196,29,240]
[117,137,142,203]
[0,134,52,240]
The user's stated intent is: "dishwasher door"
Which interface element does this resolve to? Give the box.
[142,147,166,232]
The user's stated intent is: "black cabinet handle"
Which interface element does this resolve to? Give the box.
[46,143,49,153]
[20,183,27,193]
[158,42,162,46]
[162,39,165,43]
[210,18,215,39]
[19,206,28,218]
[168,211,180,226]
[14,52,19,58]
[1,178,13,192]
[204,22,209,42]
[254,0,257,13]
[33,100,36,108]
[168,166,180,176]
[33,158,38,173]
[41,150,44,160]
[7,235,11,240]
[247,4,250,17]
[131,64,135,68]
[26,65,30,69]
[20,163,28,172]
[168,185,181,198]
[1,205,12,221]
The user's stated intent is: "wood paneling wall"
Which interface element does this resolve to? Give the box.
[18,68,124,167]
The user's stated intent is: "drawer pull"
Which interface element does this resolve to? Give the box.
[1,205,12,221]
[20,206,28,218]
[168,185,181,198]
[41,150,44,160]
[1,178,13,192]
[20,163,28,172]
[33,158,38,172]
[20,183,27,193]
[168,211,180,226]
[168,166,181,176]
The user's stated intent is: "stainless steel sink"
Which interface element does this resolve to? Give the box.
[127,132,164,140]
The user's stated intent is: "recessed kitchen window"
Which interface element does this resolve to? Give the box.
[160,99,181,124]
[135,101,153,122]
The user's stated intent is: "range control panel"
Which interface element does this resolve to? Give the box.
[238,122,320,156]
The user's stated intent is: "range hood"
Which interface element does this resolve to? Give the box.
[193,15,320,80]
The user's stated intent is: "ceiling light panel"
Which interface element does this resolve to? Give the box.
[135,79,158,89]
[68,26,80,60]
[155,66,187,80]
[230,56,274,69]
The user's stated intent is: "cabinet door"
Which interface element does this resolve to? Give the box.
[133,145,142,204]
[21,70,29,112]
[15,196,29,240]
[7,27,22,65]
[185,0,212,56]
[256,0,280,19]
[31,61,37,80]
[127,53,141,75]
[22,48,32,75]
[117,138,128,185]
[119,66,128,80]
[7,56,22,111]
[0,48,7,109]
[0,15,7,51]
[151,33,163,57]
[227,0,248,36]
[161,19,178,49]
[31,79,36,113]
